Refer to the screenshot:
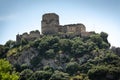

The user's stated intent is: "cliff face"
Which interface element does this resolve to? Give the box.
[7,47,39,66]
[7,46,91,72]
[7,46,71,70]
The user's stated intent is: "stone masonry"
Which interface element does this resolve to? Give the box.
[41,13,87,36]
[16,30,40,44]
[16,13,91,43]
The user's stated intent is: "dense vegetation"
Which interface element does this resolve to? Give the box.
[0,59,19,80]
[0,32,120,80]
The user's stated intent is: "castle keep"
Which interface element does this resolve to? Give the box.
[16,13,91,43]
[41,13,86,35]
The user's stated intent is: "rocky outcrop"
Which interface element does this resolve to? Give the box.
[7,48,39,66]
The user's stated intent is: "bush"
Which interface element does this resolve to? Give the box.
[66,62,80,75]
[29,70,52,80]
[88,65,120,80]
[0,59,19,80]
[30,56,42,66]
[20,69,33,80]
[45,49,55,58]
[49,70,69,80]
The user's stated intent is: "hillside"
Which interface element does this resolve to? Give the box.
[0,31,120,80]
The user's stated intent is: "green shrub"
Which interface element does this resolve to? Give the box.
[66,62,80,75]
[50,70,69,80]
[0,59,19,80]
[29,70,52,80]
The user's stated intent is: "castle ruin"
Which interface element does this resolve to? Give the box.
[16,30,41,43]
[16,13,91,43]
[41,13,87,36]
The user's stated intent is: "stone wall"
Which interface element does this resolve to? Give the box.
[16,30,40,44]
[63,24,86,34]
[29,30,40,39]
[41,13,87,36]
[16,13,91,43]
[41,13,59,35]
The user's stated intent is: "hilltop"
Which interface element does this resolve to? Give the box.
[0,31,120,80]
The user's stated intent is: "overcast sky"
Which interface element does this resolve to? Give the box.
[0,0,120,47]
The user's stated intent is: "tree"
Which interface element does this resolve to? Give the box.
[29,70,52,80]
[43,65,54,73]
[85,40,97,52]
[71,40,85,57]
[20,69,33,80]
[5,40,16,48]
[0,59,19,80]
[88,65,120,80]
[49,70,69,80]
[0,45,6,58]
[90,34,103,48]
[21,38,28,45]
[45,49,55,58]
[38,36,59,52]
[66,62,80,75]
[59,39,72,53]
[100,41,110,49]
[100,32,108,43]
[70,74,89,80]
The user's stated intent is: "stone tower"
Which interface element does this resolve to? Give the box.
[41,13,59,35]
